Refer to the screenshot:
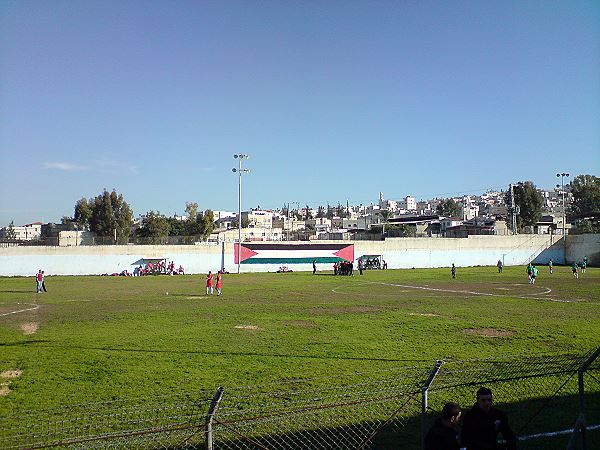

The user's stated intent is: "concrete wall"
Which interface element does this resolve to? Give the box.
[3,234,595,276]
[565,234,600,265]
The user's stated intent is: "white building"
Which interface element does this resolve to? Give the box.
[0,222,43,241]
[399,196,417,212]
[461,197,480,220]
[241,209,274,229]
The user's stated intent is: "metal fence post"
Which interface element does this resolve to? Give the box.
[421,360,443,450]
[205,387,224,450]
[568,347,600,450]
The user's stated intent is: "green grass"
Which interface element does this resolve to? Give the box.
[0,265,598,415]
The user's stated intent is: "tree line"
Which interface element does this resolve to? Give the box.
[68,190,215,242]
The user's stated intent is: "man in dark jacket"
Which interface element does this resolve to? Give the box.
[461,387,517,450]
[425,402,462,450]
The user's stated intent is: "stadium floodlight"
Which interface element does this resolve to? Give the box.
[556,173,570,238]
[233,154,251,274]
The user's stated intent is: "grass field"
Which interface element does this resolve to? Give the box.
[0,265,599,417]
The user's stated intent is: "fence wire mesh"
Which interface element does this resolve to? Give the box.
[1,391,214,449]
[210,364,430,450]
[1,349,598,450]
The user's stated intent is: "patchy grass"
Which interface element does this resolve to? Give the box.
[0,266,598,414]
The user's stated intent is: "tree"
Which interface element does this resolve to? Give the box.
[305,204,313,220]
[570,174,600,216]
[316,205,326,218]
[505,181,543,232]
[436,199,461,218]
[569,174,600,233]
[75,189,133,240]
[5,221,17,240]
[137,211,170,243]
[184,202,203,236]
[167,217,186,236]
[201,210,215,239]
[74,198,92,228]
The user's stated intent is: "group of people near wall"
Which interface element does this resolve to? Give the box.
[425,387,517,450]
[333,260,354,276]
[133,261,185,276]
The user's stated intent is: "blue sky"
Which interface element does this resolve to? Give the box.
[1,0,599,225]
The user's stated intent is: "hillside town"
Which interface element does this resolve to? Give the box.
[0,184,580,247]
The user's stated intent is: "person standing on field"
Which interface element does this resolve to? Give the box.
[497,260,503,273]
[216,271,223,296]
[526,263,533,284]
[549,259,553,274]
[312,260,316,275]
[41,270,47,292]
[572,262,579,279]
[35,270,43,293]
[206,271,214,295]
[451,263,456,279]
[530,265,538,284]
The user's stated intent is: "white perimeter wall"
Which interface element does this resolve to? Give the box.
[2,234,596,277]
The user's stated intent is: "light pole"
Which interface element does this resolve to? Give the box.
[233,154,250,274]
[556,172,570,237]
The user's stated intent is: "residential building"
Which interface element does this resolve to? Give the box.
[0,222,43,241]
[241,209,274,229]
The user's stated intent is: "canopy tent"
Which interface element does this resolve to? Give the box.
[358,255,382,260]
[131,258,168,266]
[357,254,386,270]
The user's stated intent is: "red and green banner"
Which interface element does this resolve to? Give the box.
[234,243,354,265]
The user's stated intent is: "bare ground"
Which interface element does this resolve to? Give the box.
[463,328,516,338]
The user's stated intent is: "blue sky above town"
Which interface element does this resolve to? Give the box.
[1,0,599,225]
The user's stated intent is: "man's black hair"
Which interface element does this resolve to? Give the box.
[476,387,492,398]
[441,402,461,420]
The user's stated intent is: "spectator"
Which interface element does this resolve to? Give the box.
[41,270,48,292]
[461,387,517,450]
[35,270,43,293]
[425,402,462,450]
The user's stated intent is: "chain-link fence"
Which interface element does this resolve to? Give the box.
[1,348,598,449]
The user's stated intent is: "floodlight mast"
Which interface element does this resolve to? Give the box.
[556,172,570,239]
[233,154,250,274]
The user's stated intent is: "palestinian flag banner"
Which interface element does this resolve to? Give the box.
[234,243,354,265]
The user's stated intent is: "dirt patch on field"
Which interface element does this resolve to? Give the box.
[464,328,515,338]
[314,306,382,315]
[235,325,260,330]
[1,369,23,379]
[408,312,440,317]
[282,320,318,328]
[20,322,39,335]
[0,385,10,397]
